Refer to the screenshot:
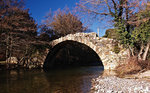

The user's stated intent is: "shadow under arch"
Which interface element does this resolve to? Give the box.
[43,40,103,70]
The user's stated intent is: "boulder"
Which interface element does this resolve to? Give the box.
[6,57,18,64]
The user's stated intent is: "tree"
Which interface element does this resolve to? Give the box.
[0,0,25,66]
[103,29,118,39]
[77,0,150,58]
[77,0,145,24]
[130,3,150,60]
[39,24,59,41]
[0,0,37,67]
[43,8,85,37]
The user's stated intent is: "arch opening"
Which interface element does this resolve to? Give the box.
[44,40,103,70]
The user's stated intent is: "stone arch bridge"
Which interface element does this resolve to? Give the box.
[44,32,128,70]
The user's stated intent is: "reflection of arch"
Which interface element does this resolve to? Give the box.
[44,66,104,93]
[44,40,103,70]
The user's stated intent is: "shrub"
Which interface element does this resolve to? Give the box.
[113,44,120,54]
[116,57,142,76]
[116,56,150,76]
[103,29,118,39]
[138,60,150,70]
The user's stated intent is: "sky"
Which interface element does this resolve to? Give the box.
[26,0,106,37]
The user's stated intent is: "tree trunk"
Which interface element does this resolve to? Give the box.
[125,0,130,33]
[6,35,9,69]
[142,43,150,60]
[9,34,13,64]
[127,49,131,58]
[138,45,144,60]
[129,46,134,57]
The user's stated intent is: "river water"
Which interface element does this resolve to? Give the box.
[0,66,104,93]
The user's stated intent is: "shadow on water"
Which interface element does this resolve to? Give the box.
[0,66,104,93]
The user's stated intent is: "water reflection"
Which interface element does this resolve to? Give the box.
[0,66,104,93]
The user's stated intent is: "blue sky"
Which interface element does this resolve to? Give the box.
[26,0,106,37]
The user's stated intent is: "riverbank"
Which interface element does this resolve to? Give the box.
[123,70,150,82]
[0,60,43,70]
[0,63,43,70]
[91,76,150,93]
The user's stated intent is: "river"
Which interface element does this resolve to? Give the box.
[0,66,104,93]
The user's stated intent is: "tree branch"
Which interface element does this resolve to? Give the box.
[104,0,114,16]
[118,0,124,18]
[112,0,117,12]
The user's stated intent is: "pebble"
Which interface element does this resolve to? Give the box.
[91,76,150,93]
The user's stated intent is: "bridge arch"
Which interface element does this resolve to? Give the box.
[43,32,128,70]
[44,40,103,69]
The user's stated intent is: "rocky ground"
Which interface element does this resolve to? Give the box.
[91,71,150,93]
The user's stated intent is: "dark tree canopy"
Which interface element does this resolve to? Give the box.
[0,0,37,63]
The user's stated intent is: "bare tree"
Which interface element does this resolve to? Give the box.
[77,0,147,29]
[43,8,85,37]
[0,0,37,68]
[0,0,25,67]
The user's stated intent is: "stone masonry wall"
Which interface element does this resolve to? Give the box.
[50,32,129,70]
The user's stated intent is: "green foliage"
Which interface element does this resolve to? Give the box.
[114,3,150,58]
[133,3,150,60]
[103,29,118,39]
[132,21,150,45]
[133,3,150,44]
[115,19,132,48]
[113,44,120,54]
